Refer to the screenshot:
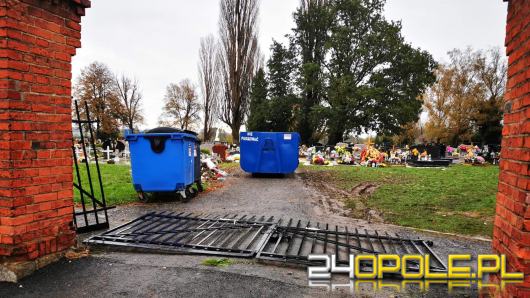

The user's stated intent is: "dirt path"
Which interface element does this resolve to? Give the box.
[99,168,387,231]
[299,170,384,223]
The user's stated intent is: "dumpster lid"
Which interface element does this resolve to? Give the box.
[146,127,198,136]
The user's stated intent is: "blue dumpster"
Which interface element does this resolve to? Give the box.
[126,128,201,202]
[240,132,300,174]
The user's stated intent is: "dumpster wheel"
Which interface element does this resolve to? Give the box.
[182,186,197,202]
[137,191,155,203]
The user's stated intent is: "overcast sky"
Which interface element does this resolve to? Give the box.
[72,0,508,129]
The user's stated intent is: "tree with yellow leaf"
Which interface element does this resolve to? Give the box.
[424,48,506,145]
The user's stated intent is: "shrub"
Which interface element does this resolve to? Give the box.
[200,148,211,155]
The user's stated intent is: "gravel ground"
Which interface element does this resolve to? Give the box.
[1,168,493,297]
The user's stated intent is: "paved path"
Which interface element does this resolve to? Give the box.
[0,169,492,297]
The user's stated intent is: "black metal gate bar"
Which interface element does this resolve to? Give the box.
[206,216,251,249]
[216,215,250,248]
[74,101,97,225]
[189,214,237,246]
[323,223,328,254]
[145,212,198,243]
[256,221,447,272]
[72,100,113,233]
[147,212,197,244]
[309,222,319,254]
[85,212,278,258]
[83,100,109,224]
[269,218,288,255]
[296,221,311,257]
[233,216,274,249]
[167,214,222,245]
[132,211,184,242]
[72,146,88,227]
[334,225,340,262]
[85,213,447,272]
[345,226,351,260]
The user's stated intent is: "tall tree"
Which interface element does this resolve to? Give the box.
[246,68,270,131]
[268,41,294,98]
[218,0,261,144]
[473,48,506,145]
[423,66,453,143]
[198,35,220,141]
[160,80,201,131]
[267,40,297,132]
[323,0,436,144]
[114,74,144,132]
[74,62,122,140]
[424,48,506,145]
[292,0,333,144]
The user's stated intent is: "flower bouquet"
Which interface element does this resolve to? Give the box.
[312,154,330,166]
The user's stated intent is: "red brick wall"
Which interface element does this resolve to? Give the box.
[493,0,530,296]
[0,0,89,263]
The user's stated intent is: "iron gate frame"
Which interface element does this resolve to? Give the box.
[72,100,114,233]
[256,222,447,272]
[85,212,448,273]
[85,212,277,258]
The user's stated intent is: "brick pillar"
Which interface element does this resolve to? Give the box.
[492,0,530,296]
[0,0,90,282]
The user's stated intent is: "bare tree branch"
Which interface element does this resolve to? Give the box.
[160,79,201,131]
[199,35,221,141]
[115,74,144,132]
[218,0,261,143]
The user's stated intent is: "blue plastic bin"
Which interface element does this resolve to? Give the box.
[240,132,300,174]
[126,132,199,193]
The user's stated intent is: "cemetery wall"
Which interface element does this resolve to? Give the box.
[0,0,89,282]
[492,0,530,296]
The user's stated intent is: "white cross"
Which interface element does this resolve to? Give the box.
[102,146,113,160]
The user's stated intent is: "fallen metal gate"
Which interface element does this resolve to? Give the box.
[256,220,447,272]
[86,212,277,257]
[85,212,447,272]
[72,100,113,233]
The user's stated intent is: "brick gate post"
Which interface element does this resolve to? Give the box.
[493,0,530,296]
[0,0,90,282]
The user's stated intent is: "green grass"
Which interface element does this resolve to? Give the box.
[302,165,499,237]
[218,162,240,171]
[73,164,138,206]
[201,258,233,267]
